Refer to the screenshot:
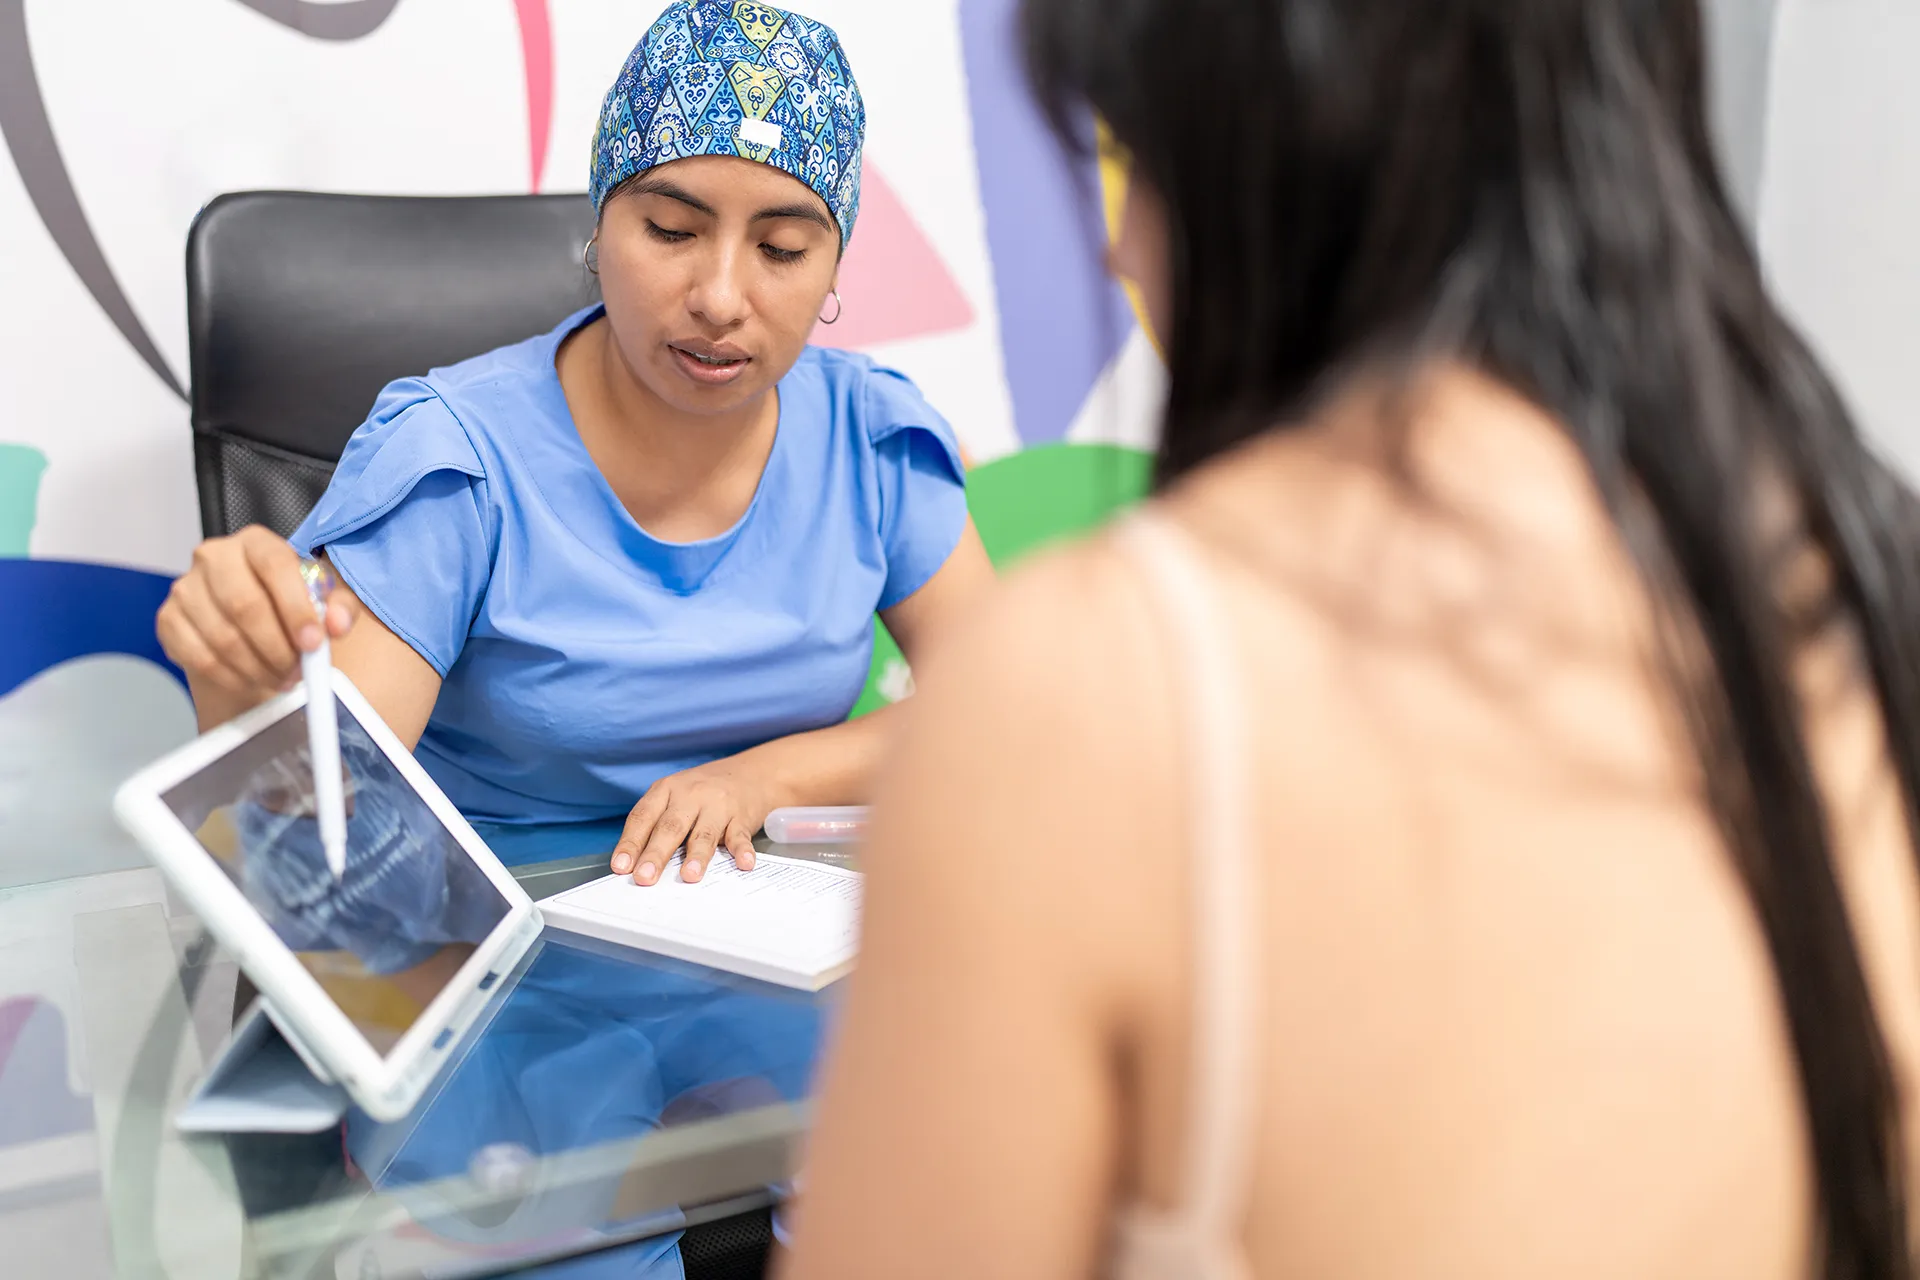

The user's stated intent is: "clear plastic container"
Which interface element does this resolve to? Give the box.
[763,805,869,844]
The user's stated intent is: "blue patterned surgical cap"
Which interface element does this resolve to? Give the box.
[589,1,867,248]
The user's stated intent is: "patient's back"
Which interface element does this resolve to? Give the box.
[1094,370,1920,1278]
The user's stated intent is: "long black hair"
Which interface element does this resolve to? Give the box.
[1024,0,1920,1273]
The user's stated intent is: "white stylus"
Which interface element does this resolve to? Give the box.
[299,557,348,882]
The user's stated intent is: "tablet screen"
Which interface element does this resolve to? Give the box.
[160,694,510,1056]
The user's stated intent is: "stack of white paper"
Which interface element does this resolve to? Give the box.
[536,852,861,990]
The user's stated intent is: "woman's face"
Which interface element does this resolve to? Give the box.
[596,155,841,418]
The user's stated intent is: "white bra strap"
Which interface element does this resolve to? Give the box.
[1117,512,1263,1246]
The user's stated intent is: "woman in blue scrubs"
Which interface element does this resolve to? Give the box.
[156,0,992,888]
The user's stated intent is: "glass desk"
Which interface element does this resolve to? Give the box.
[0,826,858,1279]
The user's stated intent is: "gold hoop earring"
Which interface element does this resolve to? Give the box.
[818,289,843,325]
[583,233,599,275]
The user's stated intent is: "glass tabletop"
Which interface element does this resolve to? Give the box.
[0,825,859,1279]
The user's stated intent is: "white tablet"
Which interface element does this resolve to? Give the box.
[113,669,541,1122]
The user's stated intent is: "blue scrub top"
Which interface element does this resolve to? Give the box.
[291,304,967,826]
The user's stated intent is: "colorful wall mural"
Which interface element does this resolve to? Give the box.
[0,0,1164,891]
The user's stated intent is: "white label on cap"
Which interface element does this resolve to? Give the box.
[738,118,783,149]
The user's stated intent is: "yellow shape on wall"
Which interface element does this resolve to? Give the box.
[1094,119,1161,356]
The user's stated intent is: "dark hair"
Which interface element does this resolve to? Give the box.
[1025,0,1920,1272]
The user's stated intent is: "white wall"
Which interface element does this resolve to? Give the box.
[1758,0,1920,482]
[1704,0,1781,226]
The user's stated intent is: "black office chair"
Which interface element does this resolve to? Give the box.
[186,190,601,539]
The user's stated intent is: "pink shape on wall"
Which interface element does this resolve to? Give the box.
[513,0,554,191]
[812,163,974,352]
[0,998,33,1075]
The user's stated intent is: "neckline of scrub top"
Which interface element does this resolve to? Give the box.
[517,304,793,595]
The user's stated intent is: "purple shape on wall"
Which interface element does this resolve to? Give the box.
[0,997,33,1072]
[0,998,94,1148]
[959,0,1130,446]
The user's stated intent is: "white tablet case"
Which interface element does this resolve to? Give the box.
[177,1000,350,1135]
[119,672,542,1133]
[178,924,544,1135]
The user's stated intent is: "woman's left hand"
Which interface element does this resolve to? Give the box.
[612,759,773,885]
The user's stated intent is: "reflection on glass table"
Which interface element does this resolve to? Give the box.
[336,933,829,1276]
[63,825,854,1280]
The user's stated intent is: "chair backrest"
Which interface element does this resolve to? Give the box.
[186,191,600,538]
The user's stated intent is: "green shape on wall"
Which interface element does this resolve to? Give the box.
[0,445,49,557]
[851,442,1155,718]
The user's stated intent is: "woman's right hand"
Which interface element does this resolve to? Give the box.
[157,526,359,714]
